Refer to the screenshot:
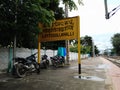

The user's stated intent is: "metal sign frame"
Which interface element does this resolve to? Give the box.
[38,16,81,74]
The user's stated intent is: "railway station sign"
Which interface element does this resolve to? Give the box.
[39,16,80,42]
[38,16,81,75]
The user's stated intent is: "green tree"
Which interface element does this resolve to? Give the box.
[81,35,92,46]
[41,0,84,50]
[62,0,84,11]
[0,0,84,49]
[111,33,120,55]
[0,0,55,48]
[41,0,65,50]
[70,35,100,56]
[70,44,78,52]
[94,45,100,55]
[48,0,64,20]
[81,35,92,55]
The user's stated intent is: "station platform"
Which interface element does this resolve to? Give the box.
[0,57,119,90]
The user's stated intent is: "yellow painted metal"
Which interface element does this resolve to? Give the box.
[77,16,81,64]
[39,16,79,42]
[37,16,80,67]
[38,34,41,64]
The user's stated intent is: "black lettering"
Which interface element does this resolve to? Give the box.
[65,21,68,25]
[69,32,74,36]
[59,27,65,32]
[64,19,73,25]
[52,21,65,27]
[61,33,67,36]
[64,25,74,31]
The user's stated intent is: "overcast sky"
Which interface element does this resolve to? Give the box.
[67,0,120,51]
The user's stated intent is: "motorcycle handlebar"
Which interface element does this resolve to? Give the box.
[26,52,38,59]
[31,52,38,56]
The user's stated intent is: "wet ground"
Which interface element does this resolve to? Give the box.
[0,57,113,90]
[102,57,120,90]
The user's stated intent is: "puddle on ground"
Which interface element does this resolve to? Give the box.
[0,77,15,83]
[73,75,104,81]
[0,79,8,82]
[97,64,109,69]
[69,66,78,70]
[69,65,95,70]
[95,69,104,72]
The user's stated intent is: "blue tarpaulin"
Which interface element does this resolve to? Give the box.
[57,47,66,56]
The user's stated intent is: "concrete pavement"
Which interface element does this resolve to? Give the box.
[102,57,120,90]
[0,57,114,90]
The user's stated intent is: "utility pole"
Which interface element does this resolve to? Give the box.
[13,0,18,61]
[12,0,18,74]
[104,0,109,19]
[65,2,69,64]
[104,0,120,19]
[92,40,95,57]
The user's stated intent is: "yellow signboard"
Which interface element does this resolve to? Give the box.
[38,16,81,74]
[39,16,80,42]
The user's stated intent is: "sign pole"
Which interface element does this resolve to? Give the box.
[78,35,81,74]
[77,16,81,74]
[38,34,41,64]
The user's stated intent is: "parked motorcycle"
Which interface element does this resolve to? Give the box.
[13,53,40,78]
[41,54,49,69]
[50,56,65,68]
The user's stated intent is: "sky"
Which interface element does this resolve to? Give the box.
[67,0,120,51]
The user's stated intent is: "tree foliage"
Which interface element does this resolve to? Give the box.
[0,0,84,49]
[41,0,84,50]
[41,0,65,50]
[111,33,120,55]
[81,35,92,55]
[0,0,55,48]
[70,35,100,56]
[81,35,99,56]
[62,0,84,11]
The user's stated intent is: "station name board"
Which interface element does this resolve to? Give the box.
[39,16,80,42]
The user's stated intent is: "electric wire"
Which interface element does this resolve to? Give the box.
[106,0,120,19]
[108,4,120,18]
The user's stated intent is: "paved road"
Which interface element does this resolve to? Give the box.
[0,57,114,90]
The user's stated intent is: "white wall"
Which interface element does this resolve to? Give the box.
[0,48,89,70]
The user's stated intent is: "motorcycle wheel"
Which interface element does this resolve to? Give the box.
[43,60,49,69]
[62,62,65,67]
[46,60,49,66]
[35,63,40,74]
[16,63,26,78]
[52,60,58,68]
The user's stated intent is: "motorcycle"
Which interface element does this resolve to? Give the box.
[13,52,40,78]
[41,54,49,69]
[50,56,65,68]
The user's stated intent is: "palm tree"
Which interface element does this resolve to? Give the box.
[61,0,84,17]
[63,0,83,10]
